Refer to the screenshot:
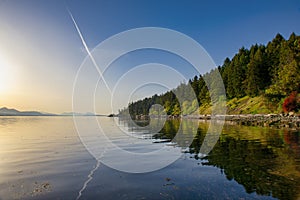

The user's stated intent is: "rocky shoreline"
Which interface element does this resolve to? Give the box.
[184,114,300,129]
[131,113,300,129]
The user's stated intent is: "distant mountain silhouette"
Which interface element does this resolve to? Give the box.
[0,107,56,116]
[0,107,104,116]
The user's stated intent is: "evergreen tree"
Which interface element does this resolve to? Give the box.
[120,33,300,116]
[266,34,300,97]
[246,46,269,96]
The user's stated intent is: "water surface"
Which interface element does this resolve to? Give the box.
[0,116,299,199]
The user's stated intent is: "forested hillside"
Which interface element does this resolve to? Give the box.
[119,33,300,117]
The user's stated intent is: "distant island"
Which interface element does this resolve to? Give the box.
[0,107,56,116]
[0,107,103,116]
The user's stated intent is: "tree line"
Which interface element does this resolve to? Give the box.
[119,33,300,118]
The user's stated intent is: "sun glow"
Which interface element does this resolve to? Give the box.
[0,55,14,94]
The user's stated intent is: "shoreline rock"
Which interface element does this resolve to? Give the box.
[131,114,300,129]
[198,114,300,129]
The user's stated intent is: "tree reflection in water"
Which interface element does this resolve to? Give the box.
[154,119,300,200]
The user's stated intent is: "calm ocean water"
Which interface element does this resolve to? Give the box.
[0,116,299,200]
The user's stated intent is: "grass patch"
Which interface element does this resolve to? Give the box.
[198,102,212,114]
[226,96,274,114]
[198,95,287,115]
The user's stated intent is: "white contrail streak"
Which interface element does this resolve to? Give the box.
[67,8,111,94]
[67,9,108,200]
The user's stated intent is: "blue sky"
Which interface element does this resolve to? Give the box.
[68,0,300,65]
[0,0,299,114]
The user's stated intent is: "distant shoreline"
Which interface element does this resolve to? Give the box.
[2,104,299,129]
[0,114,105,117]
[0,107,104,117]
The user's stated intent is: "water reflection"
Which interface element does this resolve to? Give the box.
[203,130,300,199]
[0,116,94,200]
[1,116,299,199]
[123,118,300,200]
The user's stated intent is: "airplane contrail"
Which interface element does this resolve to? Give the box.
[67,8,111,94]
[67,9,108,200]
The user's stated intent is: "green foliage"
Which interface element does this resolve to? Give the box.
[119,33,300,116]
[226,96,272,114]
[266,33,300,98]
[172,103,181,116]
[246,46,267,96]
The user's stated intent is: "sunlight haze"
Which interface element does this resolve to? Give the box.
[0,0,299,114]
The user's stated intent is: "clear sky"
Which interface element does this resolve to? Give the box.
[0,0,299,114]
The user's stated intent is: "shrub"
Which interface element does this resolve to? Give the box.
[282,91,299,113]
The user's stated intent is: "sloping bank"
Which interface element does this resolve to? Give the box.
[135,95,300,129]
[189,96,299,129]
